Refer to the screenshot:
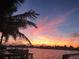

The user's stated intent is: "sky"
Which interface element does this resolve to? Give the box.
[7,0,79,47]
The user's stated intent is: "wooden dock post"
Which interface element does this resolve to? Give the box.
[62,54,69,59]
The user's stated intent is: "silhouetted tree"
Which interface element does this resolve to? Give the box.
[0,0,39,45]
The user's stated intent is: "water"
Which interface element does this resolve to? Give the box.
[29,48,79,59]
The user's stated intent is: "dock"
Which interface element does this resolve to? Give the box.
[62,53,79,59]
[0,46,33,59]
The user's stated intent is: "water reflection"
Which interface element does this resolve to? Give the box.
[29,48,79,59]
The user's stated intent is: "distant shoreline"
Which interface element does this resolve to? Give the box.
[29,46,79,51]
[6,45,79,51]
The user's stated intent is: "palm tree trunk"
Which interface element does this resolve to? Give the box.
[19,32,32,46]
[0,35,3,44]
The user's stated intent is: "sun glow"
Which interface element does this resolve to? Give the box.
[30,36,79,47]
[31,36,65,46]
[4,37,79,48]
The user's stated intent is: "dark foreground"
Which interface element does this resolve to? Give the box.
[0,45,33,59]
[0,45,79,59]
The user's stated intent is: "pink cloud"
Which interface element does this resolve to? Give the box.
[20,14,67,41]
[19,10,79,47]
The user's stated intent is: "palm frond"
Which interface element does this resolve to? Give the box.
[18,32,32,45]
[5,35,9,42]
[26,21,37,28]
[0,34,4,44]
[12,9,39,19]
[0,0,39,45]
[10,33,17,40]
[0,0,25,16]
[24,9,39,19]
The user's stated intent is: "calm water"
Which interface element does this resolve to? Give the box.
[29,48,79,59]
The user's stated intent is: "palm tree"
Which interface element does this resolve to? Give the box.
[0,0,39,45]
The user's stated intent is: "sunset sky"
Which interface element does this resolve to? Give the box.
[7,0,79,47]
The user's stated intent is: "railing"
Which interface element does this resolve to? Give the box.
[62,53,79,59]
[0,49,33,59]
